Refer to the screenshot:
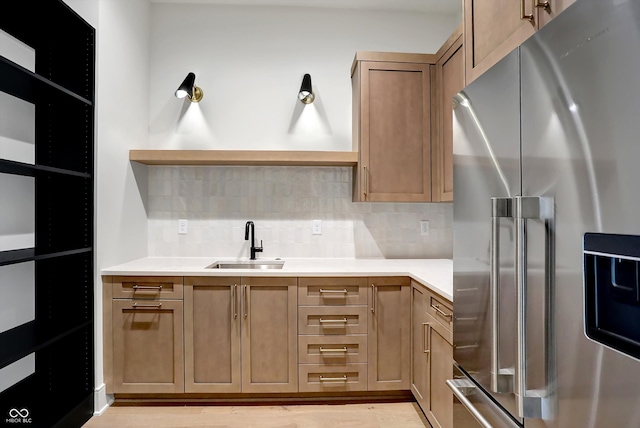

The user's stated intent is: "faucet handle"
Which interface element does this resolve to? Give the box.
[257,240,263,252]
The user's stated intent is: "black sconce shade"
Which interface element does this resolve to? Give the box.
[298,73,315,104]
[175,72,203,102]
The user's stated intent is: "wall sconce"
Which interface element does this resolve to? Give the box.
[298,73,315,104]
[175,72,203,103]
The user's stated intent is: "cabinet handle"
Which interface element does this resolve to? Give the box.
[371,284,376,313]
[319,347,348,353]
[232,284,238,319]
[535,0,550,10]
[363,165,368,197]
[132,284,163,290]
[431,303,453,319]
[243,284,248,319]
[320,375,347,382]
[319,288,348,294]
[520,0,534,21]
[132,303,162,309]
[319,318,348,324]
[423,322,431,354]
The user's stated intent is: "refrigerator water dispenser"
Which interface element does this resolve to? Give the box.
[584,233,640,360]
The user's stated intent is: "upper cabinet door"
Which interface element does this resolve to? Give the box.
[464,0,537,83]
[433,29,464,202]
[352,55,434,202]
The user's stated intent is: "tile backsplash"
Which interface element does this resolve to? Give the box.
[148,166,453,259]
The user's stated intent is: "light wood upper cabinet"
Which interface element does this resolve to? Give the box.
[352,52,436,202]
[368,277,411,390]
[242,277,298,393]
[465,0,576,83]
[184,277,241,393]
[433,26,464,202]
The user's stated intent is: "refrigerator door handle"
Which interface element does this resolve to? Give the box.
[514,196,554,419]
[490,197,515,393]
[447,379,493,428]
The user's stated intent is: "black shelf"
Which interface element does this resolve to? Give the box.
[0,56,92,106]
[0,248,92,268]
[0,320,92,371]
[0,159,91,179]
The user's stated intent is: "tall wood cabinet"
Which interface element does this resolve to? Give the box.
[0,2,95,426]
[464,0,576,83]
[368,277,411,390]
[352,52,436,202]
[183,276,298,394]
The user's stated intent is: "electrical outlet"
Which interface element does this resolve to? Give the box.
[420,220,430,236]
[312,220,322,235]
[178,219,188,234]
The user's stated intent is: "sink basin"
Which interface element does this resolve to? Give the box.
[205,260,285,270]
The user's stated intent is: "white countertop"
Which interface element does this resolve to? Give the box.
[101,257,453,302]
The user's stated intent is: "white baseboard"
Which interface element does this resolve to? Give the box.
[93,383,114,416]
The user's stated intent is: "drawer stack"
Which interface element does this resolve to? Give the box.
[297,277,368,392]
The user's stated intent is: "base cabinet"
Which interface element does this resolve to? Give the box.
[106,276,185,394]
[411,280,454,428]
[184,277,298,394]
[368,277,411,390]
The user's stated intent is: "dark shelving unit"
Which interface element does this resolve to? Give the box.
[0,1,95,427]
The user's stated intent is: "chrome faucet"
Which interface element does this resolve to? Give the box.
[244,221,263,260]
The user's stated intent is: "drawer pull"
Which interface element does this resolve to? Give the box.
[320,375,347,382]
[432,303,453,319]
[319,318,348,324]
[132,303,162,309]
[132,284,163,291]
[319,288,348,294]
[319,347,348,353]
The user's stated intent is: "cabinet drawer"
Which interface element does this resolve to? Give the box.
[299,335,367,364]
[299,306,368,335]
[298,277,368,306]
[299,364,367,392]
[426,291,453,333]
[112,276,183,300]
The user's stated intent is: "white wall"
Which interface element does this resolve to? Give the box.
[94,0,151,414]
[148,4,459,150]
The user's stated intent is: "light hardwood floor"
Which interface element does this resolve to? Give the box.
[83,402,430,428]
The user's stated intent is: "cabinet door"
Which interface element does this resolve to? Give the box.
[355,61,432,202]
[434,34,464,202]
[464,0,536,82]
[427,317,454,428]
[411,283,430,409]
[112,299,183,393]
[184,277,241,393]
[368,277,410,390]
[241,277,298,393]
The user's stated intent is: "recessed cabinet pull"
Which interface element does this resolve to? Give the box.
[431,303,453,319]
[132,303,162,309]
[319,318,348,324]
[320,375,348,382]
[132,284,163,290]
[319,347,348,353]
[319,288,348,294]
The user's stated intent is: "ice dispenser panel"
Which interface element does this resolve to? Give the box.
[584,233,640,360]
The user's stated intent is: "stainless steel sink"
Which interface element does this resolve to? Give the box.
[205,260,285,270]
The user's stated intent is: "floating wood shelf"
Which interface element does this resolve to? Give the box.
[130,150,359,166]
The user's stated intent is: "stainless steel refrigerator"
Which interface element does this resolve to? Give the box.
[450,0,640,427]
